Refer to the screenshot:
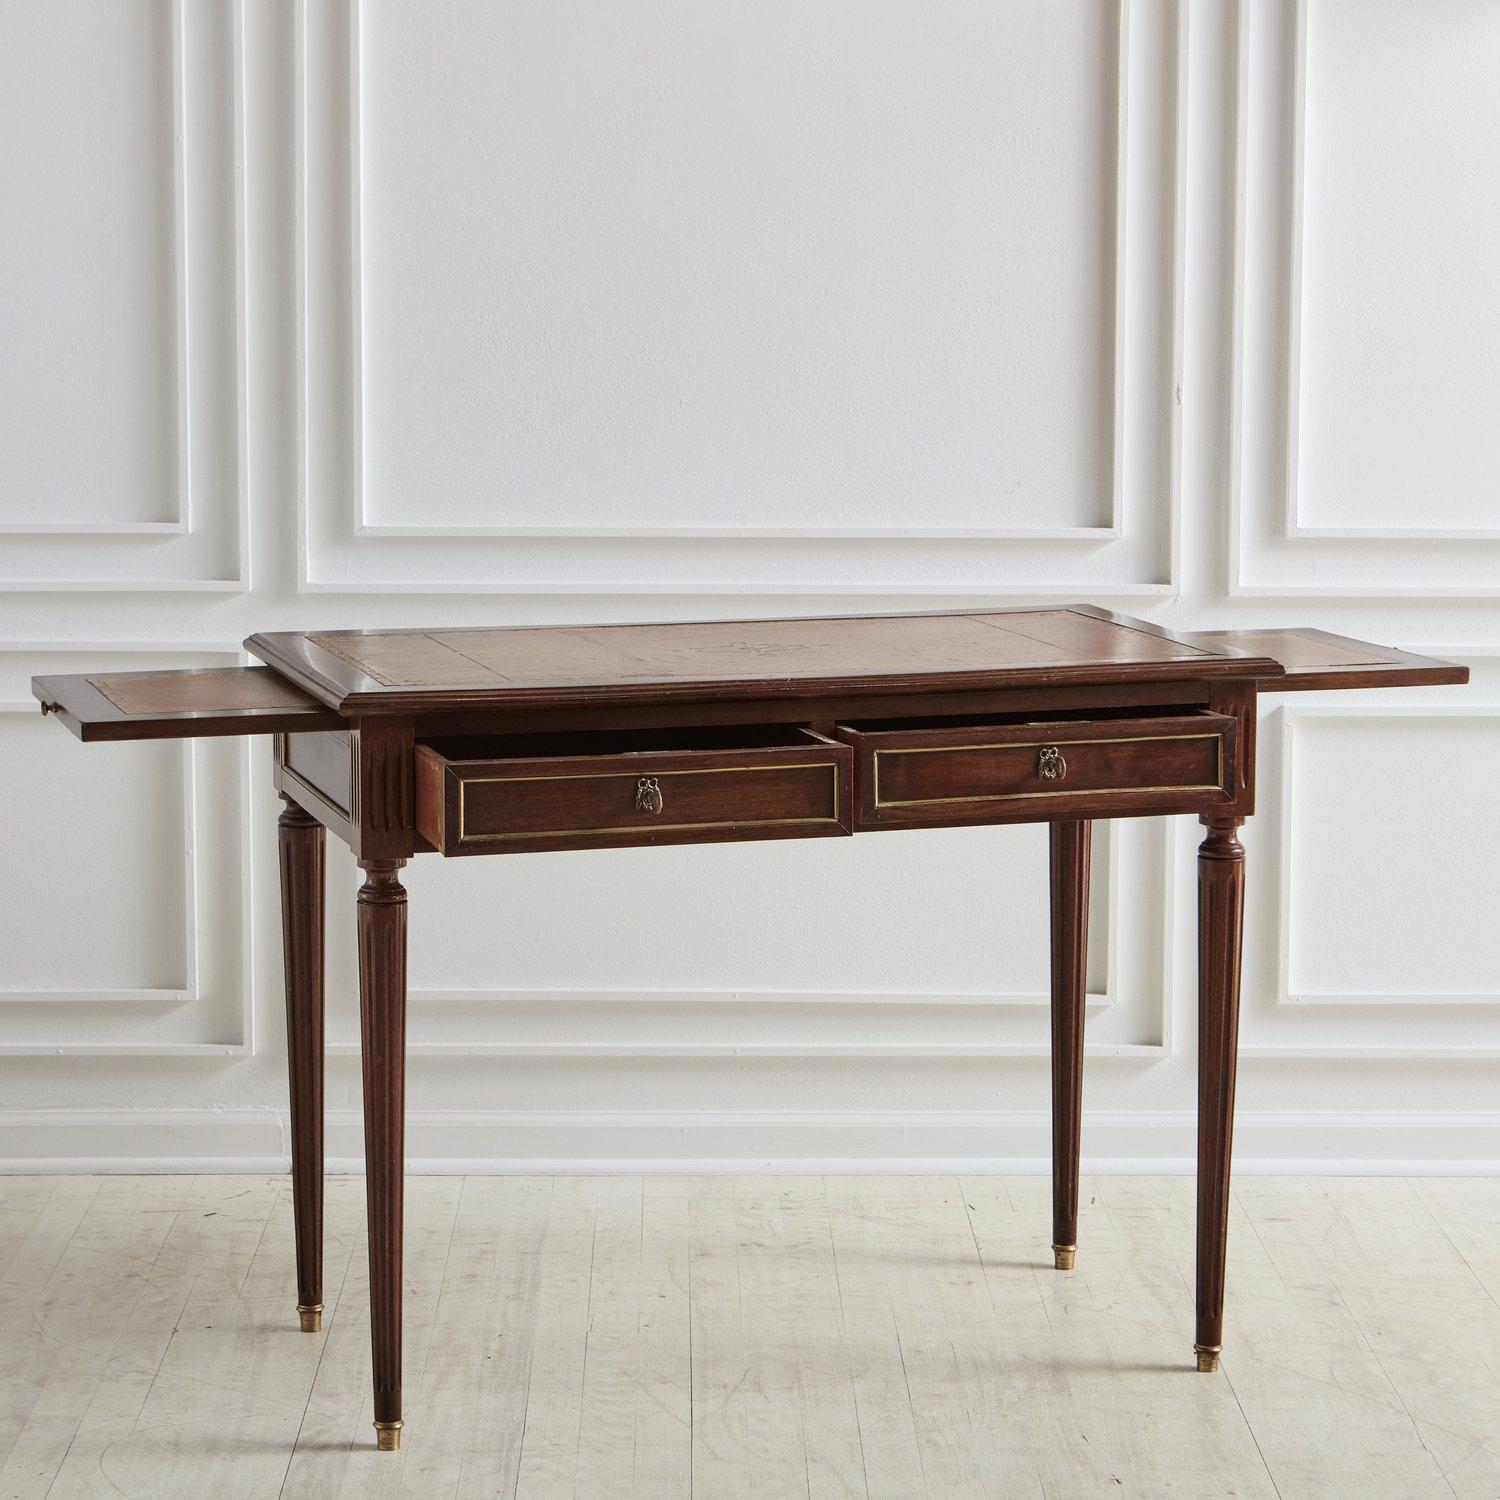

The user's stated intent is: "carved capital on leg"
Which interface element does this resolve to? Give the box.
[278,794,322,832]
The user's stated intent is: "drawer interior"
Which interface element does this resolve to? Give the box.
[839,703,1211,734]
[420,724,829,762]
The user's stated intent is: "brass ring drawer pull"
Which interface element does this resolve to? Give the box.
[1037,745,1067,781]
[635,776,663,814]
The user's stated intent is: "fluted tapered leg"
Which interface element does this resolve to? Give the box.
[357,859,407,1449]
[278,797,325,1333]
[1049,820,1090,1271]
[1196,816,1246,1372]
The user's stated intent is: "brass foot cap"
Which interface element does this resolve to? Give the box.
[1052,1244,1076,1271]
[374,1420,402,1452]
[297,1303,323,1333]
[1194,1344,1221,1373]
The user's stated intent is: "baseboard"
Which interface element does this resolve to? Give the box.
[4,1108,1500,1174]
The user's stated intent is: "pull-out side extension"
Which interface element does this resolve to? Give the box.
[1185,630,1466,692]
[32,665,346,741]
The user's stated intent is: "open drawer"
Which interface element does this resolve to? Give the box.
[415,725,853,855]
[836,709,1239,829]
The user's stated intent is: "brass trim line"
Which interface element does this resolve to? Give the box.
[872,732,1226,809]
[276,731,354,820]
[456,759,843,845]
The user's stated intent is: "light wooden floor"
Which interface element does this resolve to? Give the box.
[2,1175,1499,1499]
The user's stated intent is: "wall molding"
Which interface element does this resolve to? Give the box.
[9,0,1499,1172]
[1228,0,1500,597]
[7,1107,1500,1176]
[1236,663,1500,1061]
[405,986,1110,1008]
[0,703,198,1008]
[296,0,1185,593]
[363,817,1179,1060]
[325,1041,1167,1060]
[0,644,254,1057]
[0,0,189,542]
[1,0,248,592]
[1281,0,1500,543]
[405,817,1123,1013]
[1277,701,1500,1014]
[345,0,1131,543]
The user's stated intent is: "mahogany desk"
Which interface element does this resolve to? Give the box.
[31,606,1465,1451]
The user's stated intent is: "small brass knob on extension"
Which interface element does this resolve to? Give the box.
[635,776,663,814]
[1037,745,1067,781]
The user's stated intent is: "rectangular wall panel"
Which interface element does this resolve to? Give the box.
[0,0,245,589]
[2,724,189,996]
[358,0,1116,536]
[0,1,177,529]
[1232,0,1500,594]
[301,0,1187,592]
[1297,0,1500,535]
[0,647,250,1055]
[1283,711,1500,1002]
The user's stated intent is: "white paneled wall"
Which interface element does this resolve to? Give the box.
[2,0,1498,1171]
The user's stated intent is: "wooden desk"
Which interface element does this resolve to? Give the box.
[32,606,1466,1452]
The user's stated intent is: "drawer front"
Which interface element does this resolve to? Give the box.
[417,732,852,855]
[839,713,1237,828]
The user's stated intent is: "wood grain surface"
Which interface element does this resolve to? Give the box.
[32,667,345,742]
[5,1172,1490,1497]
[89,666,324,714]
[278,798,325,1332]
[416,726,852,855]
[310,610,1214,688]
[1049,819,1090,1268]
[246,606,1285,714]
